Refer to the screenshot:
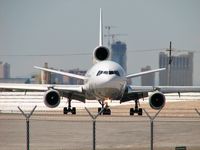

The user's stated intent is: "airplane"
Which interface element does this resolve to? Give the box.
[1,9,200,116]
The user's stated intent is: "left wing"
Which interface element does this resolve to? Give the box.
[126,68,165,79]
[130,86,200,93]
[121,85,200,103]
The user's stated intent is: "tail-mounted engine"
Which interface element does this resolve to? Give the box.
[44,89,60,108]
[93,46,110,63]
[149,91,166,110]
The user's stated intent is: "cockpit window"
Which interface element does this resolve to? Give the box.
[103,71,109,74]
[114,71,120,76]
[109,71,114,74]
[96,70,103,76]
[96,70,120,76]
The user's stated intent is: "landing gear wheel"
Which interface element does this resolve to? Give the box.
[63,97,76,115]
[103,108,111,115]
[138,108,143,116]
[98,107,102,114]
[130,99,143,116]
[63,107,68,114]
[72,107,76,115]
[130,108,134,116]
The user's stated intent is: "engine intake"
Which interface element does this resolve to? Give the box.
[44,89,60,108]
[149,92,165,110]
[93,46,110,62]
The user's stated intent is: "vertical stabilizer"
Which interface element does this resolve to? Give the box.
[99,8,103,46]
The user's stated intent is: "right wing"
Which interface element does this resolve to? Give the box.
[34,66,87,80]
[0,83,85,102]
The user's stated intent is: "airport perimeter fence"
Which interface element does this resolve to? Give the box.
[1,108,200,150]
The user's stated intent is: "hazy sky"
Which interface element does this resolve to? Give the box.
[0,0,200,85]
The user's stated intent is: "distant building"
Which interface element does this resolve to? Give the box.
[0,78,30,83]
[40,63,86,85]
[159,52,193,86]
[41,62,51,84]
[0,62,3,78]
[111,41,127,73]
[63,69,86,85]
[0,61,11,79]
[3,63,10,79]
[141,66,155,86]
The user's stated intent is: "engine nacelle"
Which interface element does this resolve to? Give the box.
[93,46,110,63]
[44,89,60,108]
[149,92,165,110]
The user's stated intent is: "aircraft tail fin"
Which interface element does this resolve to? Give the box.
[99,8,103,46]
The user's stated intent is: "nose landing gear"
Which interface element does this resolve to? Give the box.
[98,100,111,115]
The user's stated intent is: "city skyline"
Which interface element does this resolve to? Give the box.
[0,0,200,85]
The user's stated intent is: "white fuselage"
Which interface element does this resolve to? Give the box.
[83,60,127,100]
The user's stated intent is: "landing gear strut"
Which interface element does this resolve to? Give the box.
[98,100,111,115]
[63,98,76,115]
[130,99,143,116]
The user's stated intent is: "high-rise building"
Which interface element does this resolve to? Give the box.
[0,62,11,79]
[141,66,155,86]
[41,62,51,84]
[111,41,127,73]
[3,63,10,79]
[159,52,193,86]
[64,69,86,85]
[0,62,3,78]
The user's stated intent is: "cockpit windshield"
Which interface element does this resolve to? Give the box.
[96,70,120,76]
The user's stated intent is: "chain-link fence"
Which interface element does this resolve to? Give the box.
[0,108,200,150]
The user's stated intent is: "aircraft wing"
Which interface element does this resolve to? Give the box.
[120,85,200,103]
[126,68,165,79]
[0,83,85,102]
[34,66,87,80]
[0,83,83,92]
[130,86,200,93]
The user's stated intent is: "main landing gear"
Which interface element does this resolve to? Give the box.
[98,100,111,115]
[63,98,76,115]
[130,99,143,116]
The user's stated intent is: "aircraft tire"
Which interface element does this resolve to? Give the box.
[103,109,111,115]
[72,107,76,115]
[138,108,143,116]
[63,107,68,114]
[130,108,134,116]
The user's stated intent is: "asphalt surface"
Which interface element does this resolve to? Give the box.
[1,101,200,150]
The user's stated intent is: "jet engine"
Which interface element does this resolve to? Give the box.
[93,46,110,63]
[44,89,60,108]
[149,92,165,110]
